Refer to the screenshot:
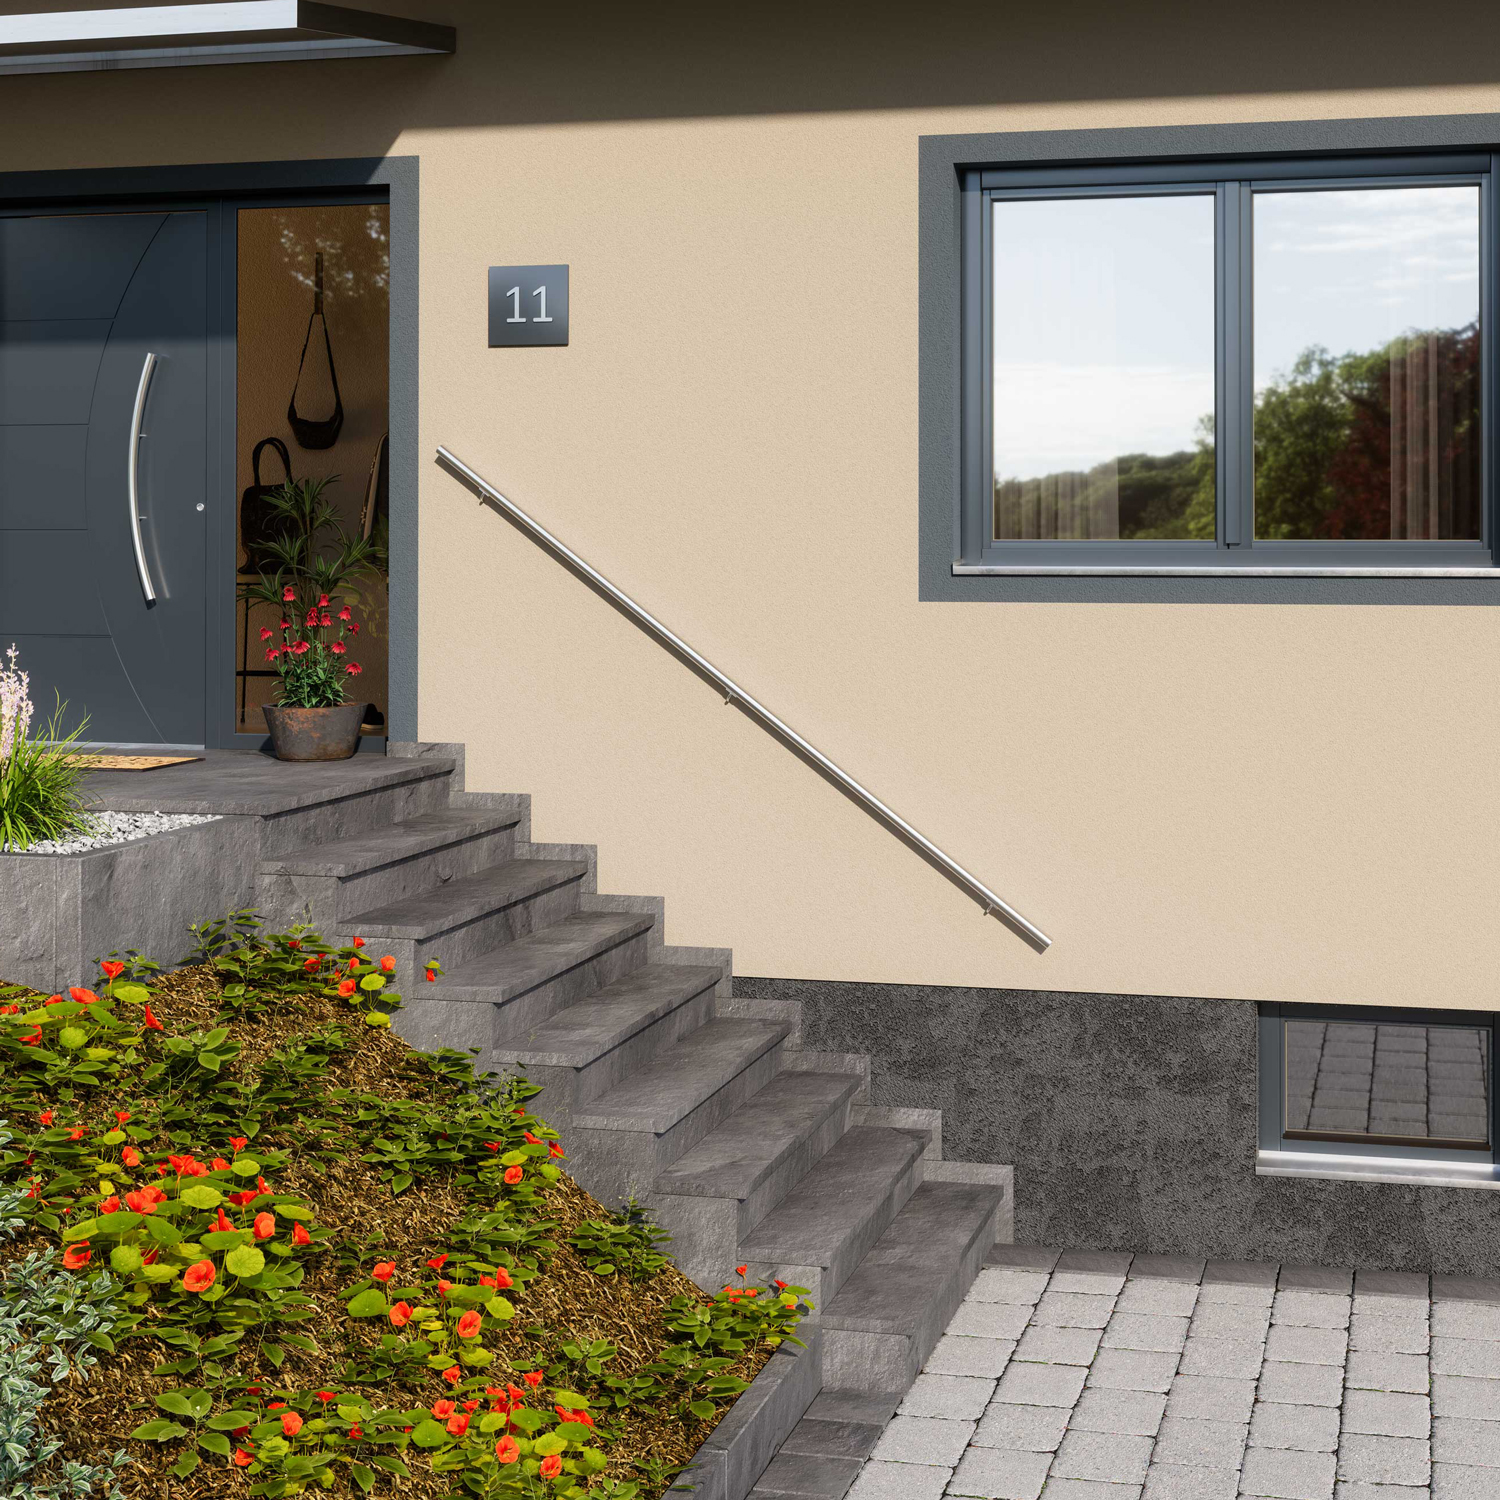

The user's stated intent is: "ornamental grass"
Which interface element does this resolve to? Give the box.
[0,921,809,1499]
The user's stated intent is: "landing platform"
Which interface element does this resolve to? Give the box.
[80,748,454,817]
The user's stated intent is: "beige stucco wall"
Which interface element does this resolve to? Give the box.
[5,2,1500,1007]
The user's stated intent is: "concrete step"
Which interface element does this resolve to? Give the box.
[820,1179,1008,1393]
[565,1019,792,1207]
[258,759,457,857]
[256,807,523,929]
[429,909,656,1029]
[736,1126,927,1309]
[648,1071,862,1291]
[493,962,724,1122]
[344,857,588,975]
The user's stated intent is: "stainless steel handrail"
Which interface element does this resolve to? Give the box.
[128,352,159,604]
[436,445,1052,951]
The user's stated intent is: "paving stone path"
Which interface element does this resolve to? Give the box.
[833,1246,1500,1500]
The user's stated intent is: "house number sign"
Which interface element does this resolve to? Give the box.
[488,265,568,347]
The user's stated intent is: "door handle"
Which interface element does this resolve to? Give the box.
[128,351,159,604]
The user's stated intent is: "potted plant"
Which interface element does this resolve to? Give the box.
[241,477,376,762]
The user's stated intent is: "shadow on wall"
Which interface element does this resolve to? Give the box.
[4,0,1500,143]
[735,975,1500,1277]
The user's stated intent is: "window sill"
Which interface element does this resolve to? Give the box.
[955,563,1500,579]
[1257,1149,1500,1191]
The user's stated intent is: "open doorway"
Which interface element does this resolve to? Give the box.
[234,202,390,743]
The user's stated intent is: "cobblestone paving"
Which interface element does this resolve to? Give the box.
[843,1247,1500,1500]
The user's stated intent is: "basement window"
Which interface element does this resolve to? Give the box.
[1258,1004,1500,1186]
[958,152,1495,575]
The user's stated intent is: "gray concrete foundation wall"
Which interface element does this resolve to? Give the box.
[733,977,1500,1277]
[0,817,258,989]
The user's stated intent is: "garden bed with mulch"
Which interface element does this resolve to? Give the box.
[0,919,807,1500]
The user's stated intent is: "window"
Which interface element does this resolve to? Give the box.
[1259,1004,1498,1168]
[961,154,1494,573]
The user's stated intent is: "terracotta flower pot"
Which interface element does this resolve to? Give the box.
[263,702,367,762]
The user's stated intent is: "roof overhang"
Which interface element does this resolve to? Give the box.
[0,3,455,75]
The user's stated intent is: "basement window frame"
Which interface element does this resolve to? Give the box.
[1258,1002,1500,1180]
[958,150,1500,576]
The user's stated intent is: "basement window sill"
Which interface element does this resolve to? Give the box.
[1257,1150,1500,1191]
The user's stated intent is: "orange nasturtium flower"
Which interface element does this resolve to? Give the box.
[539,1455,563,1479]
[371,1261,395,1283]
[100,960,125,980]
[253,1213,275,1240]
[389,1301,413,1327]
[337,979,357,998]
[183,1260,216,1294]
[280,1412,303,1437]
[62,1242,91,1270]
[456,1310,482,1339]
[495,1436,520,1464]
[503,1165,524,1185]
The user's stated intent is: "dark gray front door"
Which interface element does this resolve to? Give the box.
[0,210,208,745]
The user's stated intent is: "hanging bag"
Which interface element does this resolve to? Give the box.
[287,251,344,450]
[239,436,295,574]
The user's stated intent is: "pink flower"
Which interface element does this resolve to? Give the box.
[330,640,346,655]
[264,648,280,662]
[282,585,296,602]
[259,627,273,641]
[345,662,362,676]
[338,605,352,622]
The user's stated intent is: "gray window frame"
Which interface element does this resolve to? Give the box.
[1258,1002,1499,1166]
[962,152,1497,573]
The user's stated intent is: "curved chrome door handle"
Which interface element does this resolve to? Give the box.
[128,352,159,604]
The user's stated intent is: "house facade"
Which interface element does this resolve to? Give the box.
[3,0,1499,1271]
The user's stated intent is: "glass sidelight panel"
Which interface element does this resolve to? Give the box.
[991,193,1216,542]
[1253,185,1482,542]
[235,203,390,737]
[1284,1018,1492,1149]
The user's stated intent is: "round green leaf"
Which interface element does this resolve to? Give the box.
[110,1245,144,1275]
[553,1422,595,1443]
[484,1295,515,1321]
[179,1184,222,1209]
[345,1288,389,1318]
[409,1419,448,1449]
[230,1158,260,1177]
[533,1433,567,1457]
[358,973,386,991]
[57,1026,88,1050]
[225,1245,265,1277]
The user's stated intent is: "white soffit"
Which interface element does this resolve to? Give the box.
[0,3,455,74]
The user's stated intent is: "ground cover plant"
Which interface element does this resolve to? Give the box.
[0,920,809,1499]
[0,643,97,852]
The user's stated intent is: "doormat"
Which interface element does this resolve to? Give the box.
[73,755,203,772]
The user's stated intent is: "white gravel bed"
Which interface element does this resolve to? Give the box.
[4,810,220,855]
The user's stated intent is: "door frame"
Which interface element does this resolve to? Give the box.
[0,157,419,750]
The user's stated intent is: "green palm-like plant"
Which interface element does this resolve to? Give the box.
[239,476,377,614]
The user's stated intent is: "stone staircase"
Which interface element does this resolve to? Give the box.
[254,742,1014,1497]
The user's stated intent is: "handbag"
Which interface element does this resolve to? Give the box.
[239,436,294,574]
[287,251,344,450]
